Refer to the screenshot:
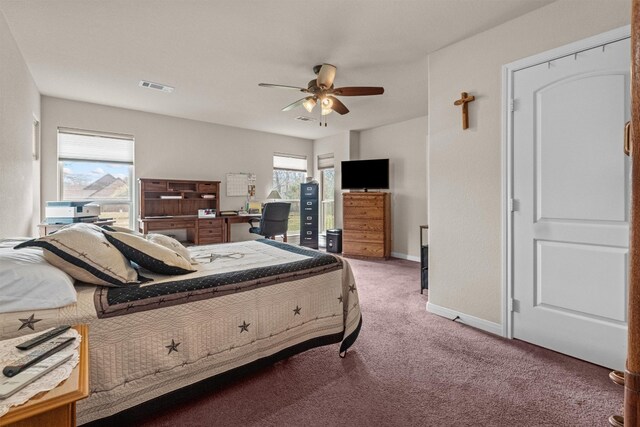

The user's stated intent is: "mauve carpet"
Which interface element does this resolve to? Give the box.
[128,257,621,426]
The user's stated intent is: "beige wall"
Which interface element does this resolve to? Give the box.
[40,97,312,241]
[359,116,428,260]
[427,0,630,324]
[0,11,40,237]
[312,117,427,260]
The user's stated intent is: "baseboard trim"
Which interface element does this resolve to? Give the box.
[426,302,503,336]
[390,252,420,262]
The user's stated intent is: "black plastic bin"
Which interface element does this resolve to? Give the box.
[326,229,342,253]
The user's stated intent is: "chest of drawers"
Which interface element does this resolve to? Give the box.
[342,192,391,259]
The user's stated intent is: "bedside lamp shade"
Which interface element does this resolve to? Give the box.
[266,190,282,201]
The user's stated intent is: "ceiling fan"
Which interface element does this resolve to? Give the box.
[259,64,384,126]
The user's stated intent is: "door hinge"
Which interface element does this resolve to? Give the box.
[508,198,519,212]
[509,298,520,313]
[509,99,517,112]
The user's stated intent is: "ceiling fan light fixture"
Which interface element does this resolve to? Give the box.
[259,63,384,126]
[320,96,333,115]
[303,98,316,113]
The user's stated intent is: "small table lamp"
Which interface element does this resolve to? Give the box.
[266,189,282,202]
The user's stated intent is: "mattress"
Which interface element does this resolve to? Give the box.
[0,240,361,424]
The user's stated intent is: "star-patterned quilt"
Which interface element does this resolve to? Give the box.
[0,239,361,425]
[95,239,344,318]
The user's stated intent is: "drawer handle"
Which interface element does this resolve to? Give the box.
[625,121,632,156]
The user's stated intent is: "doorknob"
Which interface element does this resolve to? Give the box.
[625,121,632,156]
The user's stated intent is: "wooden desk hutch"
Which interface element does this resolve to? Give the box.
[138,178,224,245]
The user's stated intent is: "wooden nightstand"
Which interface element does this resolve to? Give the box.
[0,325,89,427]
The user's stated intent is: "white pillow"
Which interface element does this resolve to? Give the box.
[146,233,196,264]
[0,245,76,314]
[103,231,195,275]
[14,223,140,287]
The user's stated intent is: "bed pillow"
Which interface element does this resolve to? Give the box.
[14,223,140,287]
[146,233,196,265]
[103,231,196,275]
[101,225,144,236]
[0,243,77,313]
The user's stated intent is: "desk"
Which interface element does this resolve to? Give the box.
[139,215,261,245]
[38,220,116,237]
[222,214,261,242]
[1,325,89,427]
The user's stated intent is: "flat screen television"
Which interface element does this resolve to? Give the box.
[341,159,389,191]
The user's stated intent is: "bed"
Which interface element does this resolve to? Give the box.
[0,238,362,425]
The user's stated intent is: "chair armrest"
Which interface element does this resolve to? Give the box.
[248,218,260,226]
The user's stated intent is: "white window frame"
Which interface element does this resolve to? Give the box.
[273,153,308,236]
[57,128,135,228]
[317,153,335,233]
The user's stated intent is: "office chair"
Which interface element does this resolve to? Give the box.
[248,202,291,242]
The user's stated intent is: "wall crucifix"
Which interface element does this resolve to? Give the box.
[453,92,476,130]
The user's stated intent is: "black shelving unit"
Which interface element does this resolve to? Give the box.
[420,225,428,293]
[300,182,319,249]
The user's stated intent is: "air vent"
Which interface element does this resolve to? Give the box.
[295,116,316,122]
[139,80,174,93]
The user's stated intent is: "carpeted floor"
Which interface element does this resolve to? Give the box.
[136,257,622,426]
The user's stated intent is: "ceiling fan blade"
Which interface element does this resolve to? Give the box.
[333,86,384,96]
[316,64,337,89]
[259,83,308,92]
[281,97,311,112]
[328,96,349,115]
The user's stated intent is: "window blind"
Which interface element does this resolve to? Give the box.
[317,153,334,170]
[273,153,307,171]
[58,129,134,164]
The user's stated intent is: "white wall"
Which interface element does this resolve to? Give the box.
[427,0,630,324]
[0,11,40,237]
[40,97,312,241]
[359,116,428,260]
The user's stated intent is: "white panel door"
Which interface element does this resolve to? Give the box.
[512,38,630,370]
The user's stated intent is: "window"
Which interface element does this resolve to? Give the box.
[273,153,307,234]
[318,154,335,232]
[58,128,134,228]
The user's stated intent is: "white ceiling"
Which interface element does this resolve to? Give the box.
[0,0,554,140]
